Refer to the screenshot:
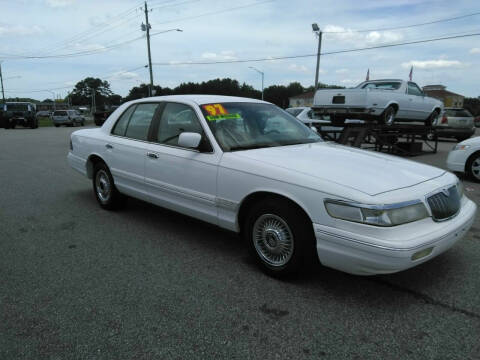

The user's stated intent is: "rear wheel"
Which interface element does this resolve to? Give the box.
[243,198,316,277]
[425,109,440,127]
[93,162,126,210]
[54,124,60,127]
[381,106,396,126]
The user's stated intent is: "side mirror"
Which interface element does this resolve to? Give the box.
[178,132,202,149]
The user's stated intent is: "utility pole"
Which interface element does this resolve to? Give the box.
[0,62,5,105]
[143,1,154,97]
[312,23,322,90]
[249,66,264,100]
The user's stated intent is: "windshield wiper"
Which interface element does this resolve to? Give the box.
[229,143,277,151]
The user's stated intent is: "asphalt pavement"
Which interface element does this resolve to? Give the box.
[1,126,479,360]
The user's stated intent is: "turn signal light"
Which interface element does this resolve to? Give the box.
[411,247,433,261]
[441,116,448,124]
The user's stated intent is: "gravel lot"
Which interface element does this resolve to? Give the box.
[1,126,479,360]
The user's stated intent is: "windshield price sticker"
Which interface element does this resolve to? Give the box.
[206,113,241,121]
[203,104,228,116]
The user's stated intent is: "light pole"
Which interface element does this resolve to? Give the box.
[0,62,5,106]
[249,66,264,100]
[312,23,322,90]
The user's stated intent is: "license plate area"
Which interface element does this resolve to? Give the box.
[332,96,345,104]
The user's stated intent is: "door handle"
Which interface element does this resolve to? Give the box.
[147,152,159,159]
[105,144,113,149]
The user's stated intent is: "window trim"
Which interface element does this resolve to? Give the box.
[151,101,214,153]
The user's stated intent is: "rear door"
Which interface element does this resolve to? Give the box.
[106,103,161,201]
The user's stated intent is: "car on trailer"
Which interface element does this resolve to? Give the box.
[312,79,443,126]
[2,102,38,129]
[68,95,476,277]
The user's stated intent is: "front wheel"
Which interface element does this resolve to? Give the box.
[243,198,316,277]
[381,106,396,126]
[467,153,480,183]
[93,162,125,210]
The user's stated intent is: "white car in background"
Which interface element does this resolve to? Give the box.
[313,79,444,126]
[68,95,476,276]
[447,136,480,182]
[285,106,327,124]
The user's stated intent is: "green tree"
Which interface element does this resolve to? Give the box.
[70,77,117,108]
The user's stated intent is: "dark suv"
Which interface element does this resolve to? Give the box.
[2,102,38,129]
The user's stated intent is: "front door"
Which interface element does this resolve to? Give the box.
[144,102,221,224]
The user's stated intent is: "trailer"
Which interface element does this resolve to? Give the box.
[313,122,438,156]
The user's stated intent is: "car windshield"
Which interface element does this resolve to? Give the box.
[53,111,68,116]
[6,103,29,111]
[200,102,321,151]
[445,109,472,117]
[360,82,401,90]
[286,108,303,117]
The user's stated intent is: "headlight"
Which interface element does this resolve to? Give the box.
[453,144,470,150]
[324,200,429,226]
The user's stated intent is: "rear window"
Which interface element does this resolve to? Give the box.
[360,82,401,90]
[6,104,29,111]
[445,109,472,117]
[53,111,68,116]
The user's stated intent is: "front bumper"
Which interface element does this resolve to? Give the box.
[313,197,476,275]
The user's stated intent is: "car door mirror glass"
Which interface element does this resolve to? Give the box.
[178,132,202,149]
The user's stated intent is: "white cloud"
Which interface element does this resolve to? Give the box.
[288,64,308,72]
[470,48,480,54]
[335,68,348,74]
[401,59,466,69]
[110,71,139,80]
[201,50,237,61]
[46,0,75,7]
[0,24,43,37]
[323,25,403,46]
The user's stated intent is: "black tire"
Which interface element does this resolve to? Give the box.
[243,197,316,277]
[381,106,396,126]
[54,124,60,127]
[466,152,480,183]
[92,162,126,210]
[425,109,440,127]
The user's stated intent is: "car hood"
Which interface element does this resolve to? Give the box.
[231,142,445,196]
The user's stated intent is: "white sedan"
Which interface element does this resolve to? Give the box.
[447,136,480,182]
[68,95,476,276]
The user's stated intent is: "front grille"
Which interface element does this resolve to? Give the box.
[427,185,460,221]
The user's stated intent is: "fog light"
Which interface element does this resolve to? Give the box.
[411,247,433,261]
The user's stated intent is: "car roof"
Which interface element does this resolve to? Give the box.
[129,94,268,106]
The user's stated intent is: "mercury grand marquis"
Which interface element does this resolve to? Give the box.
[67,95,477,276]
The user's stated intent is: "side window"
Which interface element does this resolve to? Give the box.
[125,103,160,140]
[408,83,423,96]
[112,105,136,136]
[157,103,204,146]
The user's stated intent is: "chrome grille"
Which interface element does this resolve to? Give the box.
[427,185,460,221]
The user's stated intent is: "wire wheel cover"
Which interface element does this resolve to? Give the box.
[253,214,294,267]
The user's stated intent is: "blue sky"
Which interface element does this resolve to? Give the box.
[0,0,479,100]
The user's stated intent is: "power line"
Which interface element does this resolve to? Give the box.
[152,0,274,26]
[152,32,480,66]
[323,10,480,33]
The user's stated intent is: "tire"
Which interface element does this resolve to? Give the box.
[92,162,126,210]
[381,106,396,126]
[425,109,440,127]
[466,152,480,183]
[426,130,437,141]
[243,197,316,277]
[54,124,60,127]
